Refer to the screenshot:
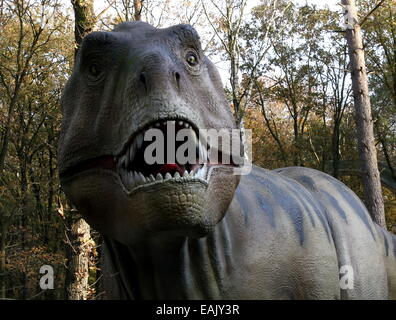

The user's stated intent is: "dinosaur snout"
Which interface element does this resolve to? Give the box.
[136,51,182,94]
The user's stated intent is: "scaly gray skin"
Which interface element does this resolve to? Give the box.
[58,21,396,299]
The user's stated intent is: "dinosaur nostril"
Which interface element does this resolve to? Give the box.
[174,72,180,86]
[139,72,147,92]
[139,72,146,85]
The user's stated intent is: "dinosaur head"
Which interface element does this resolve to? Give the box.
[58,22,241,245]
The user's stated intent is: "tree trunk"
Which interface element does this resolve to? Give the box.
[332,119,341,179]
[71,0,95,58]
[133,0,142,21]
[342,0,386,228]
[66,216,91,300]
[64,0,96,300]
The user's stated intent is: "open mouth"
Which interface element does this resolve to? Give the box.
[116,119,209,191]
[60,119,238,192]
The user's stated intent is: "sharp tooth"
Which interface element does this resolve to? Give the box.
[126,140,136,166]
[183,170,188,177]
[208,148,213,162]
[127,171,135,189]
[133,137,138,151]
[189,170,194,176]
[184,122,190,128]
[133,171,140,185]
[148,174,155,182]
[138,172,146,184]
[128,146,134,167]
[178,121,184,126]
[174,171,180,179]
[156,173,163,180]
[196,167,202,178]
[199,142,207,164]
[196,166,207,179]
[165,172,172,180]
[120,155,125,168]
[136,133,144,149]
[155,122,160,127]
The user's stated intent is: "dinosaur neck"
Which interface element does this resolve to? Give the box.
[105,216,235,299]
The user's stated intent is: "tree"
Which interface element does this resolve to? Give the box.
[342,0,386,228]
[0,0,73,299]
[64,0,96,300]
[247,4,330,167]
[360,0,396,180]
[314,31,352,178]
[133,0,142,21]
[71,0,95,57]
[102,0,145,25]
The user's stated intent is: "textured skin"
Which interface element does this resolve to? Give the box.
[58,21,396,299]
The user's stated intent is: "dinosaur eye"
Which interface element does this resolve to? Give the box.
[186,52,198,66]
[88,63,101,77]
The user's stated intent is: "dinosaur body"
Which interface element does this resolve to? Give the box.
[100,166,396,299]
[58,21,396,299]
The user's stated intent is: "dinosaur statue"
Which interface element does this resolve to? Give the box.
[58,21,396,299]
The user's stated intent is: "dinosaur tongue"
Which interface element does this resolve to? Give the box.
[153,163,201,176]
[156,163,184,175]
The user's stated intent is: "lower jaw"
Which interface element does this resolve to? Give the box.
[118,163,209,193]
[61,168,213,244]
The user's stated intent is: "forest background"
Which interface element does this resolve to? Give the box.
[0,0,395,299]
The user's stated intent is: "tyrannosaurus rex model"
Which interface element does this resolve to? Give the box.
[58,21,396,299]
